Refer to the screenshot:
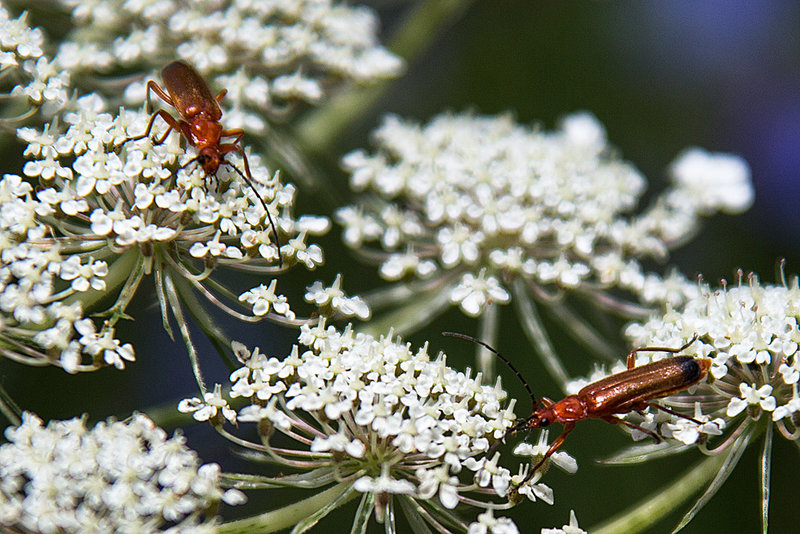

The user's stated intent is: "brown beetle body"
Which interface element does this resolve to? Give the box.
[120,60,281,261]
[541,356,711,425]
[443,333,710,484]
[161,61,223,123]
[519,349,710,482]
[157,61,226,176]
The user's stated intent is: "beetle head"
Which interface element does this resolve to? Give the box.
[197,147,222,175]
[526,404,557,429]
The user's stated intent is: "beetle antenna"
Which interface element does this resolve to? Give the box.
[442,332,537,406]
[225,161,283,268]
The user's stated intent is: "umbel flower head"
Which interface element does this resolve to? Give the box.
[179,321,554,532]
[0,6,69,121]
[1,89,334,371]
[48,0,402,130]
[0,170,134,372]
[1,6,376,372]
[619,272,800,529]
[337,111,753,380]
[0,412,245,533]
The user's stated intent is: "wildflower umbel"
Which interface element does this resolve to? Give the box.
[622,273,800,528]
[0,7,369,372]
[50,0,402,130]
[187,321,532,532]
[0,6,69,121]
[337,111,753,379]
[0,171,133,372]
[0,412,245,533]
[1,89,331,371]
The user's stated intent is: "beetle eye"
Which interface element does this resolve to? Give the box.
[539,417,550,427]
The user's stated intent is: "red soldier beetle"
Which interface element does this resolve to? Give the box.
[443,332,711,484]
[118,60,281,264]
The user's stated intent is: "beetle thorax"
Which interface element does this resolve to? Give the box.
[529,395,588,428]
[186,117,223,174]
[189,118,222,151]
[549,395,588,422]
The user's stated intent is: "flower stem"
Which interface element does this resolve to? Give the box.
[0,383,21,426]
[295,0,474,154]
[217,483,354,534]
[358,281,453,337]
[511,278,571,392]
[163,271,206,394]
[590,452,727,534]
[477,302,499,380]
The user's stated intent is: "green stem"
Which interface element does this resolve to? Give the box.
[759,423,772,534]
[217,483,354,534]
[591,452,727,534]
[169,271,236,370]
[511,278,571,392]
[163,271,206,394]
[295,0,474,154]
[358,280,453,337]
[477,302,499,381]
[0,383,22,426]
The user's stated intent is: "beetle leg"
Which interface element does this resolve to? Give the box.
[145,80,174,113]
[488,416,529,456]
[645,402,706,425]
[522,422,575,484]
[220,127,244,145]
[173,119,196,147]
[215,88,228,103]
[601,414,662,443]
[116,110,182,149]
[626,335,699,369]
[114,81,180,151]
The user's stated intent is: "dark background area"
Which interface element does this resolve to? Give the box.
[2,1,797,533]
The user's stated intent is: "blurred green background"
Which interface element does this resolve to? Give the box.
[2,1,797,533]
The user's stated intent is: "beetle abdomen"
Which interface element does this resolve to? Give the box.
[580,356,711,414]
[161,61,222,122]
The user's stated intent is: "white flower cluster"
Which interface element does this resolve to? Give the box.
[304,273,370,319]
[8,93,331,333]
[19,93,302,261]
[182,321,525,530]
[626,276,800,442]
[0,7,69,115]
[0,173,133,372]
[0,412,245,533]
[52,0,402,130]
[337,112,753,317]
